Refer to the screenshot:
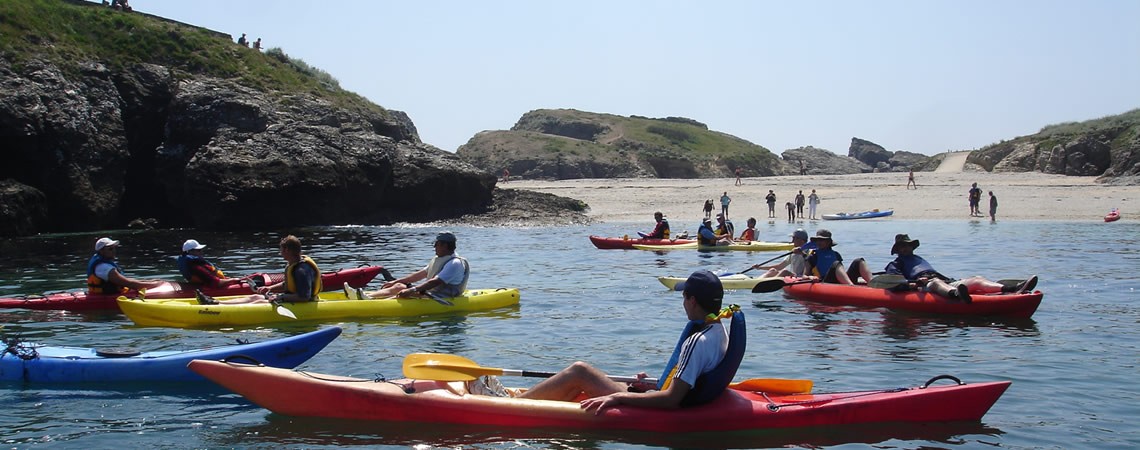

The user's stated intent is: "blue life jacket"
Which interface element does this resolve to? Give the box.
[697,223,718,245]
[658,309,746,407]
[885,254,947,281]
[86,254,125,294]
[808,248,841,279]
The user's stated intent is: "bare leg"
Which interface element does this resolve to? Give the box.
[518,361,627,401]
[217,294,270,304]
[959,276,1004,294]
[365,283,410,299]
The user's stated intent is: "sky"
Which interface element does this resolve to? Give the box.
[134,1,1139,156]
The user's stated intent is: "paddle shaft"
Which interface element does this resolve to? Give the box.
[744,251,794,273]
[502,369,650,384]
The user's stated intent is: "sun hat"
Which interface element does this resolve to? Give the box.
[182,239,206,252]
[95,237,120,251]
[790,229,809,241]
[435,231,457,243]
[682,270,723,313]
[809,229,835,245]
[890,234,920,254]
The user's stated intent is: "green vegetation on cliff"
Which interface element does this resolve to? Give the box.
[0,0,383,115]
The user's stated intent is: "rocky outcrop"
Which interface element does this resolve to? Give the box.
[781,146,870,175]
[847,138,931,172]
[0,58,495,235]
[0,180,49,236]
[458,109,792,180]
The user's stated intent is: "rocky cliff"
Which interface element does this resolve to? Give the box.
[457,109,794,179]
[0,1,495,236]
[967,109,1140,180]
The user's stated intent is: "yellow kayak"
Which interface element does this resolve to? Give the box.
[117,289,520,328]
[633,241,794,252]
[657,274,781,290]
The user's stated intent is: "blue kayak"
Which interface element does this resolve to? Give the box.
[821,209,894,220]
[0,327,341,383]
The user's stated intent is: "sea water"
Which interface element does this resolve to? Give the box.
[0,219,1137,449]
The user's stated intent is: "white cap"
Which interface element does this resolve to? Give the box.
[95,237,120,251]
[182,239,206,252]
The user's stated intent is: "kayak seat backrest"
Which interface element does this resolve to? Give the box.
[681,310,746,407]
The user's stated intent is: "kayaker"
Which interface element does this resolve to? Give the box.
[176,239,244,288]
[516,270,729,413]
[737,217,757,242]
[714,213,735,239]
[637,212,670,239]
[802,229,871,285]
[361,232,469,299]
[206,235,321,304]
[881,234,1037,302]
[86,237,165,294]
[752,229,810,277]
[698,218,730,246]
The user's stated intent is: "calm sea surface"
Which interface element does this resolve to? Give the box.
[1,219,1137,449]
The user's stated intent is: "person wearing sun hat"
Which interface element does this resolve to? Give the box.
[363,231,469,299]
[176,239,244,288]
[803,229,870,285]
[86,237,165,294]
[884,233,1037,302]
[518,269,729,412]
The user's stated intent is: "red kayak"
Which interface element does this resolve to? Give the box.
[1105,208,1120,222]
[189,359,1009,432]
[589,235,695,249]
[781,277,1043,318]
[0,265,388,312]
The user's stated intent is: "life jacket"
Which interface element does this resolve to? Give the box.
[86,254,127,295]
[714,220,735,237]
[425,254,470,298]
[284,255,322,300]
[809,248,841,279]
[176,254,226,285]
[657,306,746,407]
[885,254,949,282]
[697,223,718,246]
[655,219,671,239]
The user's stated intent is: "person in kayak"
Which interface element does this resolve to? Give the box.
[803,229,871,285]
[205,235,321,305]
[737,217,757,242]
[752,229,813,277]
[86,237,165,294]
[361,232,469,299]
[637,212,670,239]
[881,234,1038,302]
[177,239,245,288]
[517,270,729,413]
[698,218,731,246]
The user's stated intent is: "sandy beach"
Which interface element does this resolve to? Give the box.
[506,168,1136,224]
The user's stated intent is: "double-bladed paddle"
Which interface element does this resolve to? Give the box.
[244,277,297,319]
[402,353,813,394]
[750,274,913,293]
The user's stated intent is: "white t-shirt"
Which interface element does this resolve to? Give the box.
[781,253,807,277]
[673,321,729,389]
[93,262,116,281]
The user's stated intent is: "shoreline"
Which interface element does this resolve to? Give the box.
[504,172,1137,223]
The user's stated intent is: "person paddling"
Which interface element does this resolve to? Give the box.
[517,270,732,414]
[86,237,165,294]
[361,232,469,299]
[205,235,321,305]
[638,212,670,239]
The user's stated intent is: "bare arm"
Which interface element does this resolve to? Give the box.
[579,378,692,414]
[107,269,164,290]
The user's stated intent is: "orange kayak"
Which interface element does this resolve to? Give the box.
[780,277,1043,318]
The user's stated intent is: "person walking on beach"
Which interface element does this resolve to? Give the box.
[907,170,917,190]
[703,199,713,220]
[720,192,731,218]
[765,190,777,218]
[807,189,820,220]
[795,190,805,218]
[734,167,742,186]
[968,183,982,217]
[988,191,998,222]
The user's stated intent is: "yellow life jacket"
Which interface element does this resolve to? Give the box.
[284,255,322,300]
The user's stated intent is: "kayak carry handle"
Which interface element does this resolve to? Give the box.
[220,354,266,367]
[921,374,963,389]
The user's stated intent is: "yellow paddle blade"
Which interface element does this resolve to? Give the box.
[729,378,813,394]
[402,353,504,381]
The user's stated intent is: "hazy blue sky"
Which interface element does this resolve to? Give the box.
[136,1,1139,155]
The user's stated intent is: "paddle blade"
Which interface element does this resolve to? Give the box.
[403,353,501,381]
[751,278,787,293]
[729,378,813,394]
[867,274,909,289]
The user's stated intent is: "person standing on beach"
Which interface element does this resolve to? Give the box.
[734,167,742,186]
[968,183,982,217]
[703,199,713,220]
[785,201,796,223]
[988,191,998,222]
[807,189,820,220]
[720,192,731,218]
[907,170,917,190]
[795,190,805,218]
[765,190,777,218]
